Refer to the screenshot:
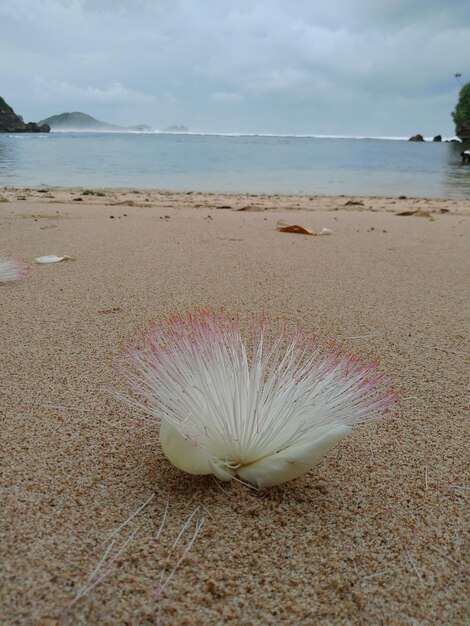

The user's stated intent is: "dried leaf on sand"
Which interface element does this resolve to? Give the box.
[276,220,316,235]
[237,205,265,212]
[396,210,431,217]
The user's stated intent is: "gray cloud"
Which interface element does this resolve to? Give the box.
[0,0,468,135]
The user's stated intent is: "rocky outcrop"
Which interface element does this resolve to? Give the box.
[455,121,470,141]
[433,135,442,142]
[452,82,470,140]
[0,96,50,133]
[408,134,425,142]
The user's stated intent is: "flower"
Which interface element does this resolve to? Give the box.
[0,254,30,283]
[118,312,395,488]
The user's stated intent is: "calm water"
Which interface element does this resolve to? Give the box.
[0,132,469,198]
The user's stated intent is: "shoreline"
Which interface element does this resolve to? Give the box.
[1,186,470,214]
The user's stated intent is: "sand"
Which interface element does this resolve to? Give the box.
[1,187,469,625]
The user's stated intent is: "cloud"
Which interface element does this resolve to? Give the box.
[33,79,157,106]
[78,0,158,14]
[0,0,469,134]
[210,91,245,103]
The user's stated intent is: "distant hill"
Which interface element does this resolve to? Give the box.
[38,112,152,132]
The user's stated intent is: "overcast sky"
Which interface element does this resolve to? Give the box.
[1,0,469,136]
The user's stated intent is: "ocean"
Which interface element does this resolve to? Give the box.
[0,131,469,198]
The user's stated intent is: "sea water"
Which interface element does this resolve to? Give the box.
[0,132,469,198]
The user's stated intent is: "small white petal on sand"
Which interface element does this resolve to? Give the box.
[35,255,72,264]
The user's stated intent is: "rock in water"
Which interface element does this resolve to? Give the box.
[408,134,425,142]
[0,96,50,133]
[433,135,442,142]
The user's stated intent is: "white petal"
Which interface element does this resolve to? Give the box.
[237,425,352,488]
[35,255,71,264]
[159,420,213,476]
[208,459,236,482]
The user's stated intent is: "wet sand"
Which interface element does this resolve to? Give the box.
[1,187,469,625]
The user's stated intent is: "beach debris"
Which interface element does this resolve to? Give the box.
[58,493,156,623]
[344,200,364,206]
[117,311,395,489]
[34,255,72,264]
[396,209,431,217]
[276,220,315,235]
[237,205,265,211]
[107,199,151,208]
[319,227,333,235]
[0,254,30,282]
[108,199,136,206]
[59,495,205,622]
[72,197,83,201]
[154,506,205,602]
[217,205,232,209]
[98,306,122,314]
[82,189,105,196]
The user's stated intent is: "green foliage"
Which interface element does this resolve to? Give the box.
[452,82,470,126]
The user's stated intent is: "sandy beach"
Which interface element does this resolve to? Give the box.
[1,187,469,625]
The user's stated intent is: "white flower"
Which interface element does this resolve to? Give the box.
[0,254,30,283]
[119,312,394,488]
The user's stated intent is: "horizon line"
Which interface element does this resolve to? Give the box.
[39,130,460,141]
